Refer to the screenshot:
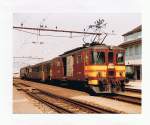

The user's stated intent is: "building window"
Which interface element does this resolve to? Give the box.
[129,47,133,56]
[139,45,141,56]
[126,48,129,57]
[124,36,127,41]
[137,31,142,39]
[135,45,139,55]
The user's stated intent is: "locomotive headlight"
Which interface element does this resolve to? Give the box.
[120,71,123,76]
[97,72,101,78]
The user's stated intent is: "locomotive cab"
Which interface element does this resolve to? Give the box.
[85,45,126,93]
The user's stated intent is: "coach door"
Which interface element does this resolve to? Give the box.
[66,55,74,77]
[75,52,84,80]
[62,57,67,77]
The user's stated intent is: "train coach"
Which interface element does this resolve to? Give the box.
[20,43,126,94]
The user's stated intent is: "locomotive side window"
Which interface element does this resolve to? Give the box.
[91,51,105,64]
[108,52,114,63]
[77,54,82,64]
[85,51,89,65]
[116,52,124,64]
[91,51,95,64]
[56,61,61,66]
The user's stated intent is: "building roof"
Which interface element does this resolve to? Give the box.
[118,38,141,48]
[122,25,142,36]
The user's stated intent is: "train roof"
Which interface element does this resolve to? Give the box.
[20,60,51,69]
[31,60,52,67]
[60,43,125,56]
[20,65,31,69]
[20,43,125,69]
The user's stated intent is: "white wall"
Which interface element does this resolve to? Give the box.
[124,31,141,41]
[125,44,142,65]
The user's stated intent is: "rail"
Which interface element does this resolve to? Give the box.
[13,82,123,113]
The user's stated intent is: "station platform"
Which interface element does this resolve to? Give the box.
[13,87,42,114]
[125,80,141,90]
[71,95,141,113]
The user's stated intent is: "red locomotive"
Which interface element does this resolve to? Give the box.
[20,43,126,94]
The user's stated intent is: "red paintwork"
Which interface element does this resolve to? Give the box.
[51,58,64,79]
[50,48,125,81]
[20,47,126,83]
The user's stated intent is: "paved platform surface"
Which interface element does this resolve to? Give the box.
[71,95,141,114]
[13,87,42,114]
[14,79,89,98]
[126,80,141,90]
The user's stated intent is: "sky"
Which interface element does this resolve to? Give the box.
[13,13,141,72]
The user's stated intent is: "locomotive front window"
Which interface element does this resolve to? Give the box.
[91,51,105,64]
[108,52,113,63]
[116,52,124,64]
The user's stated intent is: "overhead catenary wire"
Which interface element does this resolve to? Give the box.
[14,28,84,38]
[13,26,97,38]
[14,56,43,59]
[13,26,103,35]
[13,26,121,41]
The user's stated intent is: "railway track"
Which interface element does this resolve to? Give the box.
[13,82,122,114]
[102,93,141,105]
[125,88,141,93]
[14,80,141,106]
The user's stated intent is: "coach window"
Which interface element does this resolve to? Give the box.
[37,66,40,72]
[33,67,39,72]
[116,52,124,64]
[29,67,32,72]
[44,65,47,72]
[108,52,114,63]
[39,66,42,71]
[32,67,35,72]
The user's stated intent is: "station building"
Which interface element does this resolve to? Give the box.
[119,25,142,80]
